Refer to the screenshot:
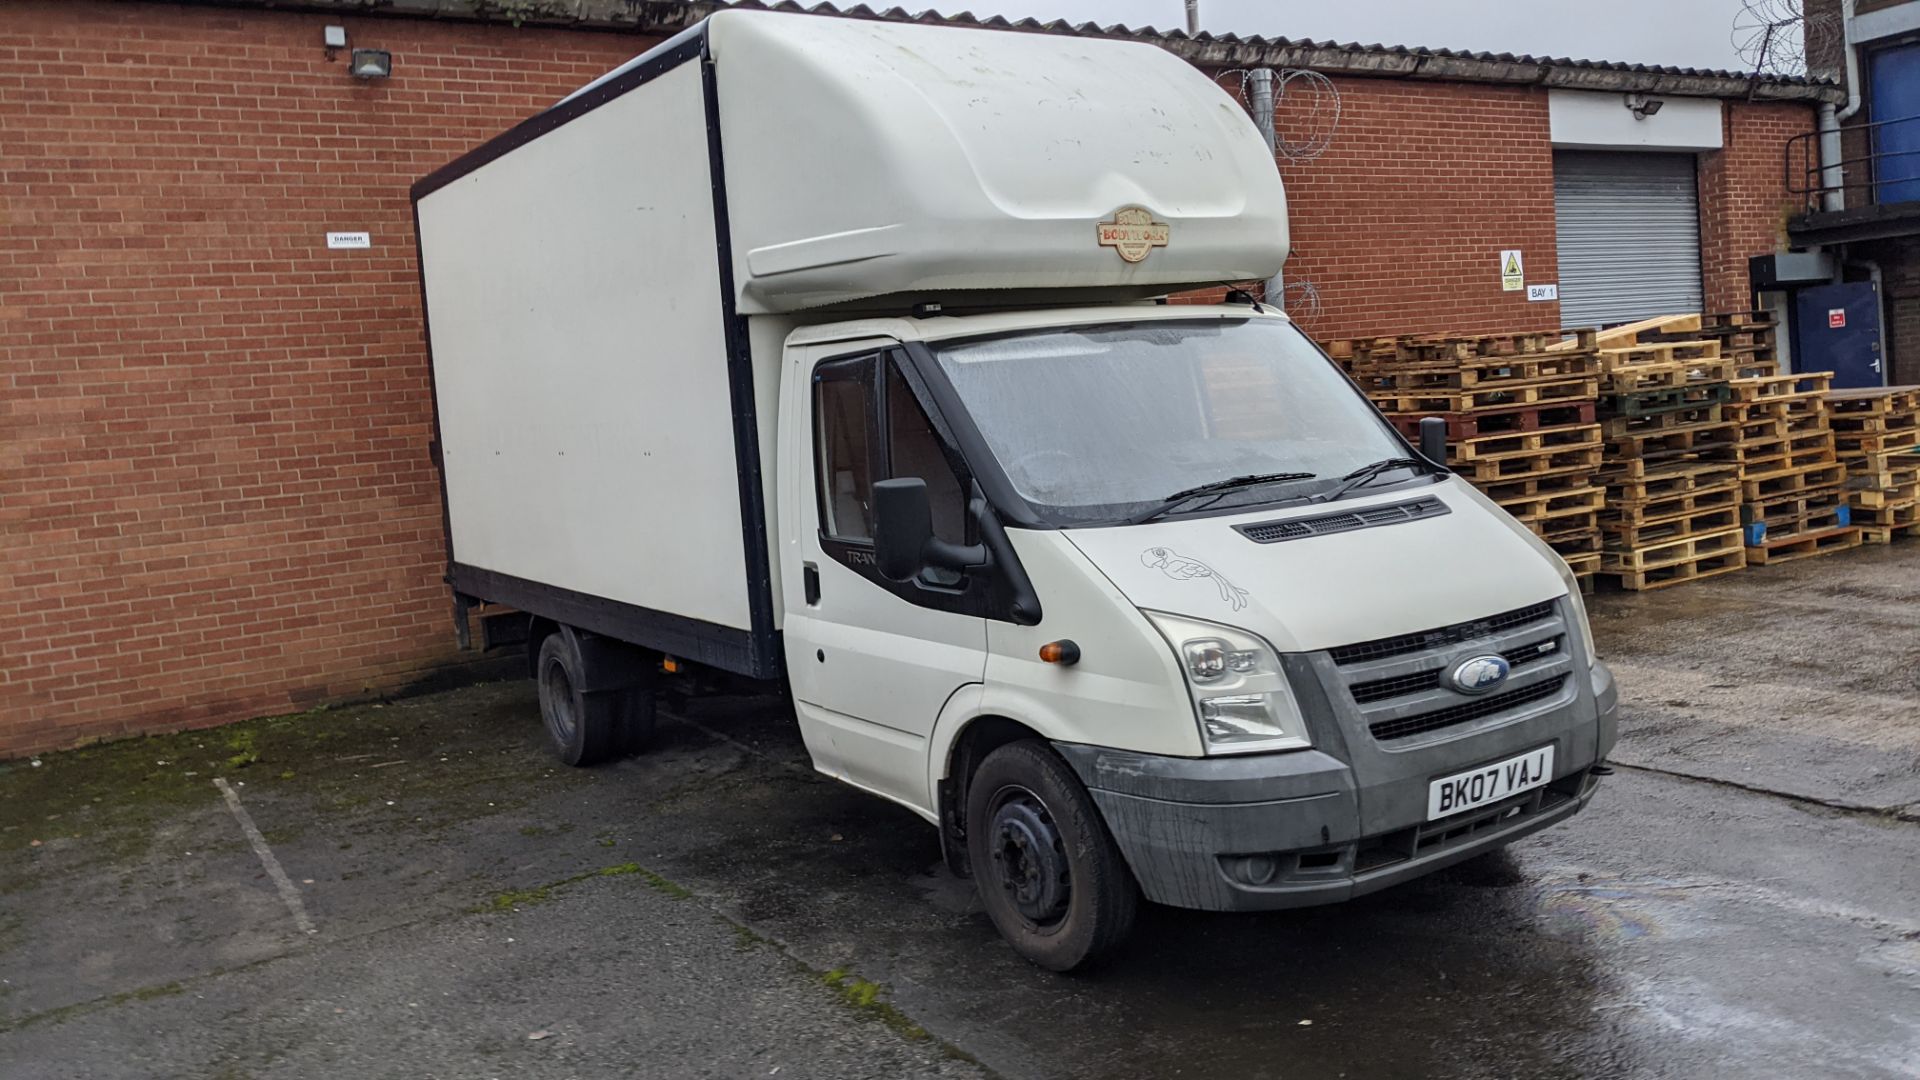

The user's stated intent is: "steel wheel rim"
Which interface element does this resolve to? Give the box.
[987,783,1071,930]
[541,655,578,745]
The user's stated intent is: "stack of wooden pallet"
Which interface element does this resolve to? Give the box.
[1829,385,1920,543]
[1590,334,1745,590]
[1723,372,1860,565]
[1326,330,1605,582]
[1638,310,1780,378]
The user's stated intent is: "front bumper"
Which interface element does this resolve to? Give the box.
[1056,660,1618,912]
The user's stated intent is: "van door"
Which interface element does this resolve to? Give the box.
[779,343,989,815]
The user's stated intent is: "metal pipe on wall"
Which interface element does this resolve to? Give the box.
[1185,0,1199,36]
[1246,68,1285,303]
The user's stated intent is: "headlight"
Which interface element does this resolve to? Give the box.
[1553,560,1598,671]
[1145,611,1311,755]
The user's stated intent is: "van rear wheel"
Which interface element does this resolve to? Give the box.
[966,740,1137,972]
[534,630,654,767]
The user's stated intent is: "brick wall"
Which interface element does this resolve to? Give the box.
[0,2,648,757]
[1698,100,1820,313]
[1269,78,1563,340]
[0,3,1816,758]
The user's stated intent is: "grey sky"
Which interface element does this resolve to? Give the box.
[950,0,1758,73]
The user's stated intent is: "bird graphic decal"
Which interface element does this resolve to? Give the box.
[1140,547,1249,611]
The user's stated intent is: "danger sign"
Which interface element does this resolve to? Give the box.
[1828,308,1846,329]
[1500,249,1524,292]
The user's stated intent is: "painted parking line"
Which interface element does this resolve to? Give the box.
[212,777,317,936]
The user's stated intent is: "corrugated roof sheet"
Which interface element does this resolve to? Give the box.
[142,0,1845,102]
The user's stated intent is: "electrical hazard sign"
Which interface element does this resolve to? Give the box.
[1500,250,1524,292]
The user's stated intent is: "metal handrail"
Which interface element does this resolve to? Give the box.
[1786,112,1920,210]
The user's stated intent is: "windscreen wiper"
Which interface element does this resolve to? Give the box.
[1129,471,1318,525]
[1314,457,1429,503]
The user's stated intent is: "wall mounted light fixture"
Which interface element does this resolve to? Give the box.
[350,48,392,80]
[1625,94,1665,120]
[323,25,346,61]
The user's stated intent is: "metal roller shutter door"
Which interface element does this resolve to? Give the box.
[1553,151,1704,329]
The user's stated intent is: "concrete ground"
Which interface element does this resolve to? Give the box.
[3,543,1917,1079]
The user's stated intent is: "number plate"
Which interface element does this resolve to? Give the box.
[1427,745,1554,821]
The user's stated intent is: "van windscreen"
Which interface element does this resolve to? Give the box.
[931,318,1417,526]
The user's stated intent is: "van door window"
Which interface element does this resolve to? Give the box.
[884,358,969,547]
[811,350,991,613]
[813,356,876,542]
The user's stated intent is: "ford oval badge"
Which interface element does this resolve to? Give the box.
[1449,654,1511,695]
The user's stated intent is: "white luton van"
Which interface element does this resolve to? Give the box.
[412,10,1617,970]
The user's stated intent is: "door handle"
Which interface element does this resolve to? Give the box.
[803,562,821,606]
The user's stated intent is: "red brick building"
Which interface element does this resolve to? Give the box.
[0,0,1838,757]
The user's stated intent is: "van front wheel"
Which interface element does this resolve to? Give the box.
[965,740,1137,972]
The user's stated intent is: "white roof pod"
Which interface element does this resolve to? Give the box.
[697,11,1289,313]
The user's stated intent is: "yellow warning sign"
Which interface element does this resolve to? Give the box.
[1500,249,1524,291]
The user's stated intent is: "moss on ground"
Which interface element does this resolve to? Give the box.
[474,861,668,913]
[821,968,928,1041]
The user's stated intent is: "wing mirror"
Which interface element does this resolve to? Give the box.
[1418,416,1450,468]
[872,478,989,583]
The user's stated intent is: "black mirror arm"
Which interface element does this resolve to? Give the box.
[923,536,988,571]
[968,496,1042,626]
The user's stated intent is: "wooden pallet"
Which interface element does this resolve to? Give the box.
[1385,401,1596,442]
[1596,359,1738,393]
[1347,353,1602,391]
[1601,526,1745,571]
[1841,447,1920,487]
[1848,477,1920,505]
[1544,527,1604,556]
[1741,498,1850,546]
[1740,462,1849,501]
[1849,500,1920,529]
[1367,376,1600,415]
[1729,372,1833,402]
[1727,433,1839,473]
[1327,328,1600,365]
[1861,521,1920,544]
[1604,506,1743,549]
[1828,410,1920,434]
[1451,444,1606,481]
[1834,427,1920,454]
[1606,419,1737,461]
[1452,423,1603,462]
[1478,468,1607,503]
[1600,482,1741,526]
[1600,383,1733,420]
[1824,385,1920,415]
[1746,525,1863,565]
[1597,527,1747,591]
[1601,461,1740,501]
[1495,485,1607,527]
[1588,313,1702,347]
[1562,550,1603,585]
[1602,403,1729,437]
[1598,340,1724,367]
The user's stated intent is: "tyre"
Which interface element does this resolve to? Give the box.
[534,630,655,767]
[965,739,1138,972]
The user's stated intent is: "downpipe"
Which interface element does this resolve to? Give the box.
[1247,67,1285,304]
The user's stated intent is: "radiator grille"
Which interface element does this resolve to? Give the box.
[1367,676,1568,742]
[1330,601,1556,666]
[1346,636,1565,705]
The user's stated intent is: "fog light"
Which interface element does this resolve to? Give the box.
[1229,855,1277,885]
[351,48,392,80]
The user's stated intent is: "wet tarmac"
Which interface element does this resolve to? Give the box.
[2,544,1916,1078]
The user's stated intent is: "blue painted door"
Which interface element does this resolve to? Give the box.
[1795,283,1883,389]
[1869,43,1920,204]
